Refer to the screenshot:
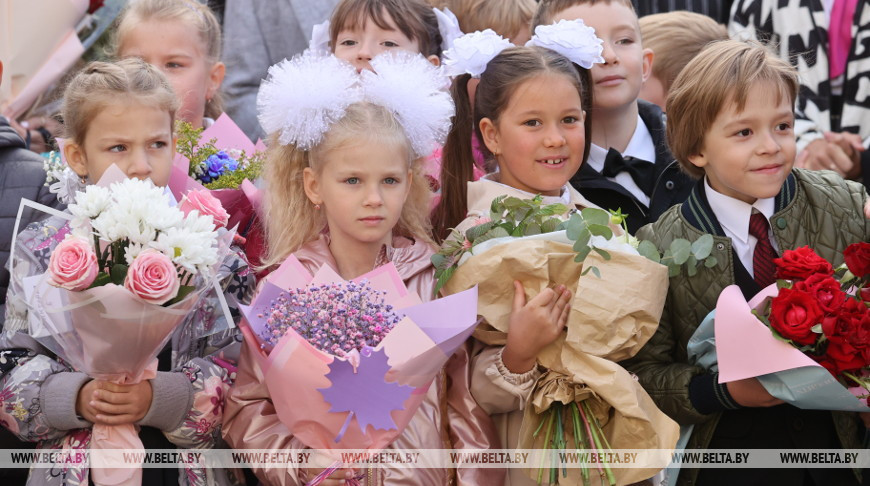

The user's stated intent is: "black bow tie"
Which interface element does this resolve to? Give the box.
[601,148,655,197]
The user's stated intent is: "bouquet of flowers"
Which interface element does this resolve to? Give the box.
[239,256,480,485]
[703,244,870,411]
[17,178,234,486]
[169,114,265,232]
[436,197,718,485]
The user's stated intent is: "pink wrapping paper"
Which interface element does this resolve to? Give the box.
[238,256,479,452]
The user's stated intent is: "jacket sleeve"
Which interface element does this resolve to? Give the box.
[0,330,91,442]
[222,342,307,486]
[469,342,541,416]
[444,342,507,485]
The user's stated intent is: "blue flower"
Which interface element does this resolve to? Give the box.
[206,154,227,179]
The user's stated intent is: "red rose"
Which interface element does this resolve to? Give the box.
[793,274,847,313]
[820,299,870,374]
[861,287,870,302]
[843,242,870,278]
[768,288,824,346]
[773,246,833,281]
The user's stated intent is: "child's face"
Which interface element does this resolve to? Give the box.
[689,83,796,204]
[479,73,586,196]
[553,3,652,113]
[304,139,412,248]
[333,13,427,72]
[120,19,225,128]
[64,102,175,187]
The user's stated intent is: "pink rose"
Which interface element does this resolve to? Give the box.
[47,237,99,291]
[124,249,180,305]
[180,190,229,229]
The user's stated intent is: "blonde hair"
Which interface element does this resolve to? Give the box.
[666,40,799,179]
[261,102,434,268]
[434,0,536,41]
[639,11,728,92]
[532,0,635,29]
[111,0,223,119]
[62,58,178,146]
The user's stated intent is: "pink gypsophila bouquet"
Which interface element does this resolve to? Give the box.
[258,280,402,357]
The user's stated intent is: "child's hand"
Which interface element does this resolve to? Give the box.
[75,380,101,423]
[301,461,356,485]
[502,281,572,374]
[726,378,784,407]
[864,199,870,219]
[87,380,153,425]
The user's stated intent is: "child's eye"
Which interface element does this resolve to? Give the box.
[735,129,752,137]
[166,62,183,69]
[523,120,542,127]
[382,41,399,48]
[383,177,399,184]
[776,122,792,131]
[345,177,360,185]
[150,141,168,149]
[108,145,126,153]
[562,116,580,124]
[617,37,635,45]
[339,39,357,46]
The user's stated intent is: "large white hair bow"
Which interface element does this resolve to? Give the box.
[257,50,454,158]
[443,19,605,78]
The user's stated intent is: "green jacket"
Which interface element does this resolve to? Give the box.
[627,169,868,485]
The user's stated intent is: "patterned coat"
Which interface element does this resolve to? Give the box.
[1,214,256,486]
[729,0,870,152]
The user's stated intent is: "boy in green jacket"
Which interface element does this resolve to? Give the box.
[627,39,868,486]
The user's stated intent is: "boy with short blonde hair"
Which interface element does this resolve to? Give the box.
[533,0,694,234]
[629,40,867,486]
[436,0,536,44]
[638,11,728,110]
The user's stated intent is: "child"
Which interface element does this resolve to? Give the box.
[221,51,501,485]
[112,0,226,129]
[531,0,694,234]
[627,40,868,486]
[1,58,253,486]
[435,0,537,44]
[435,26,626,483]
[329,0,443,72]
[637,11,728,111]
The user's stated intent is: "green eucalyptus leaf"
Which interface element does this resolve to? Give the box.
[686,255,698,277]
[565,214,586,240]
[668,263,680,278]
[541,218,561,234]
[592,247,611,261]
[587,224,613,239]
[572,228,591,251]
[637,240,662,263]
[704,256,718,268]
[670,239,692,265]
[525,223,542,235]
[575,245,592,263]
[580,208,610,227]
[691,234,714,260]
[581,265,601,278]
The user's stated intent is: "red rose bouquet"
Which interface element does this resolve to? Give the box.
[710,243,869,411]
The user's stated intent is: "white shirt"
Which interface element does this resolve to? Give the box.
[586,115,657,207]
[704,178,779,277]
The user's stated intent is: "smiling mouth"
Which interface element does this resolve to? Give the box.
[538,157,567,166]
[752,163,783,173]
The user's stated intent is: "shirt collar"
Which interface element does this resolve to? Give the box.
[586,114,655,172]
[704,177,776,245]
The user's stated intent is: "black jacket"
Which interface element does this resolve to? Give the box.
[0,117,61,322]
[570,100,694,234]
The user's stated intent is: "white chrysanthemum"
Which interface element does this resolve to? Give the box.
[68,185,111,220]
[589,234,639,256]
[124,242,144,265]
[89,206,125,242]
[433,7,463,52]
[442,29,513,77]
[70,217,92,240]
[257,50,362,148]
[364,51,455,157]
[153,212,218,274]
[144,201,185,232]
[526,19,604,69]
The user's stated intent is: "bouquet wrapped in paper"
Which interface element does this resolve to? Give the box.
[695,244,870,412]
[436,197,716,484]
[14,176,234,486]
[238,255,479,484]
[168,113,266,233]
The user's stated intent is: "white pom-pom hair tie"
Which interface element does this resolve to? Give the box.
[257,50,454,158]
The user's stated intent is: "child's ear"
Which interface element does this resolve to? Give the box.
[641,47,654,83]
[426,55,441,67]
[687,151,707,170]
[206,61,226,101]
[64,141,89,179]
[302,167,322,206]
[479,117,501,157]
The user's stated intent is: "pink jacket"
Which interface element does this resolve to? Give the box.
[222,235,504,485]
